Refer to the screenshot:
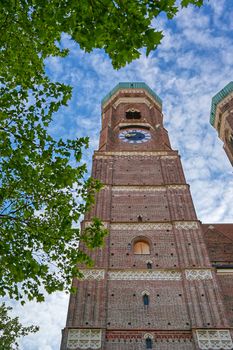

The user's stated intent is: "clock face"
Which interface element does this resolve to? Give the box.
[119,129,151,144]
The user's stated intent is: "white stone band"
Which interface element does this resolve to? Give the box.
[111,223,172,230]
[109,270,182,281]
[79,269,214,282]
[196,329,233,349]
[112,186,166,192]
[67,329,102,349]
[80,270,105,281]
[175,221,199,229]
[100,185,188,192]
[167,185,187,190]
[185,269,213,280]
[83,221,108,229]
[94,151,177,157]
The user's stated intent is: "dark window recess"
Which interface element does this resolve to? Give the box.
[137,215,143,222]
[146,337,152,349]
[125,110,141,119]
[143,294,149,306]
[147,262,152,269]
[230,134,233,149]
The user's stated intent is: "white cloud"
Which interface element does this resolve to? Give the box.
[6,292,69,350]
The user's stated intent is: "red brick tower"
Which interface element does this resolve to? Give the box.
[61,83,233,350]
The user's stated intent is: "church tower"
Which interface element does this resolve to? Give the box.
[210,81,233,166]
[61,83,233,350]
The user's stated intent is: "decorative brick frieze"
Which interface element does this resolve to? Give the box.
[108,270,182,280]
[67,329,102,349]
[80,270,105,281]
[185,269,213,280]
[167,185,187,190]
[113,96,153,108]
[112,185,166,192]
[105,330,193,341]
[196,329,233,349]
[94,151,177,158]
[162,155,179,159]
[83,221,108,229]
[111,222,172,230]
[111,184,187,191]
[102,86,161,109]
[175,221,199,229]
[84,221,199,230]
[79,269,215,282]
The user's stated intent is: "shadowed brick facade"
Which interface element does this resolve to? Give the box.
[61,83,233,350]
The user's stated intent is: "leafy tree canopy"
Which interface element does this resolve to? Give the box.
[0,302,38,349]
[0,80,108,301]
[0,0,204,302]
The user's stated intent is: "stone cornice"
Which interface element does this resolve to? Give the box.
[83,221,199,230]
[100,184,188,191]
[94,151,178,158]
[101,82,162,109]
[79,269,213,281]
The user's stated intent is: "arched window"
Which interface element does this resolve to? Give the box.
[147,261,152,269]
[125,109,141,119]
[146,337,152,349]
[143,294,149,306]
[133,241,150,255]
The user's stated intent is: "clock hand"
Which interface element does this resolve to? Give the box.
[125,133,136,138]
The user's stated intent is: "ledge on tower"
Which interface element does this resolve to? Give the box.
[101,82,162,108]
[210,81,233,126]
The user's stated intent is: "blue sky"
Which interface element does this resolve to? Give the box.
[8,1,233,349]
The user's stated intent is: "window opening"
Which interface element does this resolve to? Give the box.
[125,110,141,119]
[137,215,143,222]
[230,133,233,149]
[134,241,150,255]
[146,337,152,349]
[147,262,152,269]
[143,294,149,306]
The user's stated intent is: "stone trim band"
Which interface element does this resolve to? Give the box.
[196,329,233,349]
[79,269,213,281]
[94,151,177,157]
[101,184,188,191]
[84,221,199,230]
[109,270,181,281]
[67,329,102,349]
[185,269,213,280]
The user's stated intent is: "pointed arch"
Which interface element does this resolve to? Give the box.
[144,333,153,349]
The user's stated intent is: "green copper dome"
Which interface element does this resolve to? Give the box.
[101,82,162,107]
[210,81,233,126]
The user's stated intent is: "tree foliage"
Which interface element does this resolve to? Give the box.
[1,0,204,73]
[0,303,38,350]
[0,0,205,302]
[0,78,108,301]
